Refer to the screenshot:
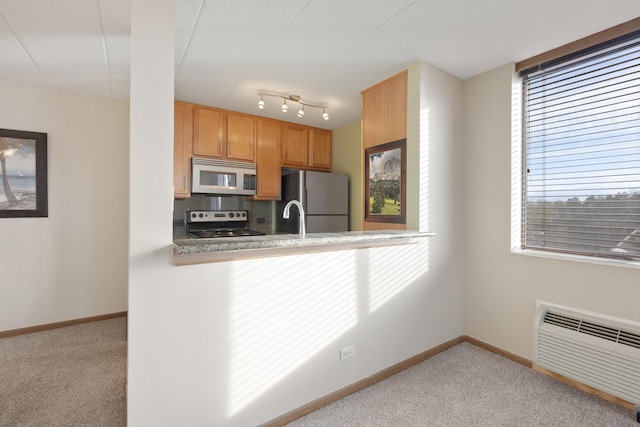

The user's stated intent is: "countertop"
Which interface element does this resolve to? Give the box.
[173,230,434,265]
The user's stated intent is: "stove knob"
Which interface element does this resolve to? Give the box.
[191,213,197,218]
[242,212,246,217]
[199,213,204,218]
[229,212,235,218]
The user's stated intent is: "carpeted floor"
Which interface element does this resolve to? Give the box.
[0,317,127,427]
[286,342,637,426]
[1,319,636,426]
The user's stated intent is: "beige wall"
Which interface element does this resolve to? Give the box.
[462,63,640,359]
[332,120,361,231]
[0,80,129,331]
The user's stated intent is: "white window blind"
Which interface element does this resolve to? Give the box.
[521,33,640,260]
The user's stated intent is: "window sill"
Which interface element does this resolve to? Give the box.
[511,248,640,270]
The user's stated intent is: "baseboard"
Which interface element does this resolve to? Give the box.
[260,336,465,427]
[0,311,127,338]
[532,362,634,410]
[463,335,532,368]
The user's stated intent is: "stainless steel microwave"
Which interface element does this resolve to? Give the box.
[191,157,256,196]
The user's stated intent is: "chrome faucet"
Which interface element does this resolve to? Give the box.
[283,199,306,238]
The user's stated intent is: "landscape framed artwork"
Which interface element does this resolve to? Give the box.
[0,128,48,218]
[365,138,406,224]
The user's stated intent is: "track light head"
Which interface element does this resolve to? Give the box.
[281,99,288,112]
[258,96,265,109]
[322,108,329,121]
[297,106,305,118]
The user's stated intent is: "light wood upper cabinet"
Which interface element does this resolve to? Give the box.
[226,112,256,162]
[193,107,256,162]
[174,101,193,199]
[281,123,308,168]
[174,100,331,201]
[254,118,281,200]
[361,70,407,150]
[282,123,331,171]
[193,106,225,158]
[308,128,332,170]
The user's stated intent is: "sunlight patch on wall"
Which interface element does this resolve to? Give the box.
[419,107,430,233]
[368,242,428,313]
[511,69,523,251]
[227,252,357,416]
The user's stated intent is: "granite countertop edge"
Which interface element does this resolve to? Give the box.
[173,230,434,257]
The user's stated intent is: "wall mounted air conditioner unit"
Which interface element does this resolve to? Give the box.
[533,301,640,407]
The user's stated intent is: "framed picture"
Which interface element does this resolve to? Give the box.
[0,128,48,218]
[365,138,406,224]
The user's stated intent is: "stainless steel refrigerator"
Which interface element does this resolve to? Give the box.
[276,170,349,233]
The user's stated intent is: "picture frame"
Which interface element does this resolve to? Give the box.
[365,138,406,224]
[0,128,48,218]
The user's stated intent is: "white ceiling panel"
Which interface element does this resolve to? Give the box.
[0,0,111,98]
[0,0,639,128]
[177,0,306,74]
[0,9,44,84]
[175,0,203,74]
[174,0,310,109]
[99,0,131,99]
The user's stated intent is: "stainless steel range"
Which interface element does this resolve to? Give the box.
[186,210,265,238]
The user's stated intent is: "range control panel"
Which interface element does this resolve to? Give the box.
[186,210,248,223]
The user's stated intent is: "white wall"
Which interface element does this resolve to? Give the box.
[127,1,465,423]
[0,80,129,331]
[463,63,640,359]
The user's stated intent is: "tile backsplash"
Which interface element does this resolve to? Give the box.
[173,195,275,233]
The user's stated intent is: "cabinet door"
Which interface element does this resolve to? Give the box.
[361,71,407,149]
[308,128,332,170]
[193,107,225,157]
[254,118,281,200]
[227,112,256,162]
[281,124,308,168]
[173,102,193,199]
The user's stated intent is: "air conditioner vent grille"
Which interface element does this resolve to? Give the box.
[543,310,640,350]
[543,312,580,331]
[579,320,619,342]
[620,331,640,349]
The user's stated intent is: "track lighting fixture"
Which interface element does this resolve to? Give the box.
[257,91,329,121]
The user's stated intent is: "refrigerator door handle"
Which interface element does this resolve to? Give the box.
[303,186,308,214]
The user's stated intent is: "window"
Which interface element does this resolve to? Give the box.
[520,32,640,260]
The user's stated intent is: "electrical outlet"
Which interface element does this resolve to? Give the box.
[340,345,355,361]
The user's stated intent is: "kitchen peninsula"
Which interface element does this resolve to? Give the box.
[173,230,434,265]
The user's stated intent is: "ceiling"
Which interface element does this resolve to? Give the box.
[1,1,639,130]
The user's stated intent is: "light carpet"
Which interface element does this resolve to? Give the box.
[0,317,126,427]
[1,319,636,426]
[286,342,636,426]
